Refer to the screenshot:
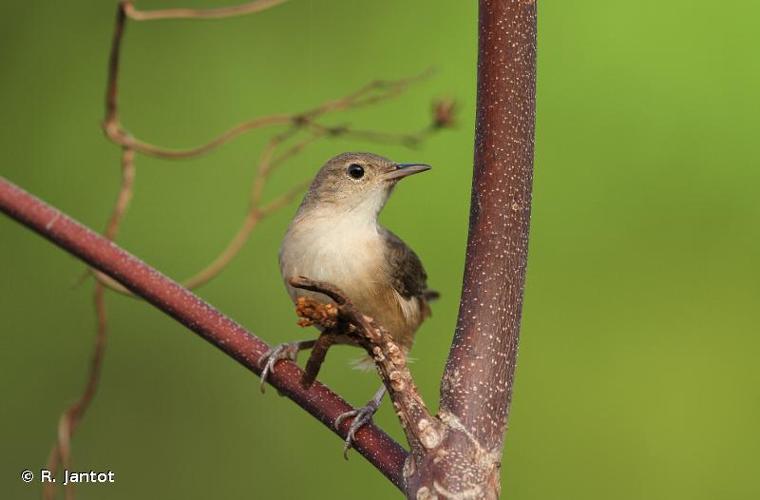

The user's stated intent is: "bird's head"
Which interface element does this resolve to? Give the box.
[300,152,431,218]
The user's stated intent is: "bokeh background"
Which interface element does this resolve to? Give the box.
[2,1,759,499]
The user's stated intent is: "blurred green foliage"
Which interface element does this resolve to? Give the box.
[2,1,759,499]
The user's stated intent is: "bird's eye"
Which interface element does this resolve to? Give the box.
[347,163,365,180]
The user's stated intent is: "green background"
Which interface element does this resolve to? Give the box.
[2,1,759,499]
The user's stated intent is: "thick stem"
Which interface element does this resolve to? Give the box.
[0,177,408,491]
[407,1,537,498]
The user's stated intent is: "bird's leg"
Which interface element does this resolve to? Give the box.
[335,384,387,459]
[258,339,316,393]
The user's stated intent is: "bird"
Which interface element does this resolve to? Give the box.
[260,151,436,452]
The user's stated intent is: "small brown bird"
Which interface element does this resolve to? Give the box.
[260,152,436,450]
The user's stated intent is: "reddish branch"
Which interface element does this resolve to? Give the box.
[0,178,408,491]
[289,278,439,461]
[6,0,535,498]
[404,1,538,498]
[44,148,136,500]
[35,4,451,500]
[99,0,440,295]
[447,0,536,444]
[43,1,449,496]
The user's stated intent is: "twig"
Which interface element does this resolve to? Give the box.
[96,107,448,295]
[288,278,442,462]
[0,177,409,491]
[124,0,287,22]
[39,2,453,498]
[43,148,135,500]
[94,0,449,299]
[301,331,340,388]
[103,1,432,160]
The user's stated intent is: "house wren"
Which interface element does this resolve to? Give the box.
[260,152,436,452]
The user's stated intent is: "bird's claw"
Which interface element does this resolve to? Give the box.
[334,401,380,459]
[258,342,302,394]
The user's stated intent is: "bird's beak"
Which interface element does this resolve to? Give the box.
[384,163,432,181]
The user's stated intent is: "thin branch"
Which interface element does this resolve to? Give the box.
[289,278,441,461]
[35,3,454,497]
[105,114,295,159]
[96,0,444,295]
[103,1,432,160]
[43,285,108,500]
[0,177,408,491]
[301,331,339,389]
[305,122,437,149]
[258,180,310,216]
[103,149,137,240]
[180,209,262,290]
[43,148,136,500]
[101,2,290,158]
[97,1,447,299]
[124,0,287,22]
[96,106,449,296]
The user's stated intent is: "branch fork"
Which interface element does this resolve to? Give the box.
[288,279,444,461]
[2,0,535,497]
[288,277,504,498]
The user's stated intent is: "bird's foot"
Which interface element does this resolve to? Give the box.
[258,340,315,393]
[334,385,387,459]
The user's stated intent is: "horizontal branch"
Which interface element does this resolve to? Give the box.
[0,176,408,491]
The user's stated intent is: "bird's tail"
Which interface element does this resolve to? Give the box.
[350,356,376,372]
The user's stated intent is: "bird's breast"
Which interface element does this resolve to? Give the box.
[280,216,383,294]
[279,215,421,349]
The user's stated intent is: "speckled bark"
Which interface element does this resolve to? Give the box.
[405,1,537,498]
[0,179,409,490]
[288,278,443,460]
[1,0,536,495]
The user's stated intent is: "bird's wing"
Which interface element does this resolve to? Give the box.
[381,228,430,300]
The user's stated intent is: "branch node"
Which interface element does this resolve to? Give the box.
[431,98,457,129]
[294,296,339,329]
[288,276,441,460]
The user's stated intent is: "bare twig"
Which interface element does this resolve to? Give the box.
[96,0,450,298]
[124,0,287,22]
[5,1,538,496]
[103,2,432,160]
[301,331,340,388]
[285,1,538,497]
[0,177,409,491]
[288,278,441,462]
[103,149,136,240]
[94,103,447,297]
[43,148,135,500]
[31,2,460,498]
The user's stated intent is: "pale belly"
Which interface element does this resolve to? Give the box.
[279,220,421,350]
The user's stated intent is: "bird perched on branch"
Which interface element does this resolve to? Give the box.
[260,152,436,452]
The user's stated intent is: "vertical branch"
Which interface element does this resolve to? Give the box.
[406,1,537,498]
[444,0,536,446]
